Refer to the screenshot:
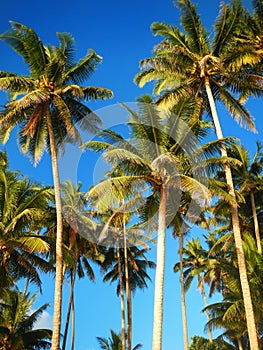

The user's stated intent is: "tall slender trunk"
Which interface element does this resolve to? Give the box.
[199,277,212,342]
[250,191,262,254]
[61,278,73,350]
[204,77,259,350]
[117,244,126,350]
[152,186,166,350]
[62,230,77,350]
[47,110,64,350]
[179,232,189,350]
[179,233,189,350]
[70,270,75,350]
[123,217,132,350]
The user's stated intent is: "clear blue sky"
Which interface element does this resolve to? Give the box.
[0,1,262,350]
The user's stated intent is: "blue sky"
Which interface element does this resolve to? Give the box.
[1,0,262,349]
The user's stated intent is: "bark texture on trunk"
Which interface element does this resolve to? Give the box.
[205,77,259,350]
[47,111,64,350]
[152,186,166,350]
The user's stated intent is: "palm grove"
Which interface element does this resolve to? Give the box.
[0,0,262,349]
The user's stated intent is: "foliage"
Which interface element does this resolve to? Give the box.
[97,329,142,350]
[0,288,52,350]
[189,336,234,350]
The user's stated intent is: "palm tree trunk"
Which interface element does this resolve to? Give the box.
[250,191,262,254]
[70,270,76,350]
[152,186,166,350]
[199,278,212,342]
[117,244,126,350]
[61,279,72,350]
[204,76,260,350]
[47,110,64,350]
[123,217,132,350]
[179,233,189,350]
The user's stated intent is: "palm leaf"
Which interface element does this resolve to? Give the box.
[0,21,47,78]
[65,49,102,84]
[175,0,210,55]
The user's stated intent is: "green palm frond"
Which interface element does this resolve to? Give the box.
[87,175,146,210]
[155,84,195,108]
[65,98,102,133]
[218,87,256,132]
[213,0,243,56]
[15,236,50,253]
[253,0,263,26]
[82,86,113,101]
[0,21,47,78]
[175,0,210,55]
[0,74,34,96]
[65,49,102,84]
[19,124,48,165]
[56,32,76,67]
[52,94,76,137]
[151,22,197,60]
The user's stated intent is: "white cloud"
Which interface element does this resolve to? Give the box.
[34,310,53,329]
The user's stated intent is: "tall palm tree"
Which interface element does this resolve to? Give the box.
[225,142,263,254]
[170,199,200,350]
[60,181,101,350]
[134,1,262,347]
[204,235,263,349]
[46,180,100,350]
[102,245,155,346]
[88,183,153,350]
[174,238,213,342]
[0,164,53,292]
[0,288,52,350]
[0,21,113,349]
[85,101,213,350]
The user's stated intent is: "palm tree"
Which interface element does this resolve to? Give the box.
[233,0,263,81]
[204,234,263,349]
[45,180,100,350]
[226,142,263,254]
[85,101,212,350]
[171,203,195,350]
[134,1,261,347]
[0,163,53,292]
[102,245,155,345]
[0,21,113,349]
[60,181,102,350]
[88,180,154,350]
[174,238,213,342]
[97,329,142,350]
[0,288,52,350]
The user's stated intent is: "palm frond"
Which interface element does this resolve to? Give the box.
[65,49,102,84]
[0,21,47,78]
[175,0,210,55]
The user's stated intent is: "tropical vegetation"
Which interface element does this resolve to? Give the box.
[0,0,262,349]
